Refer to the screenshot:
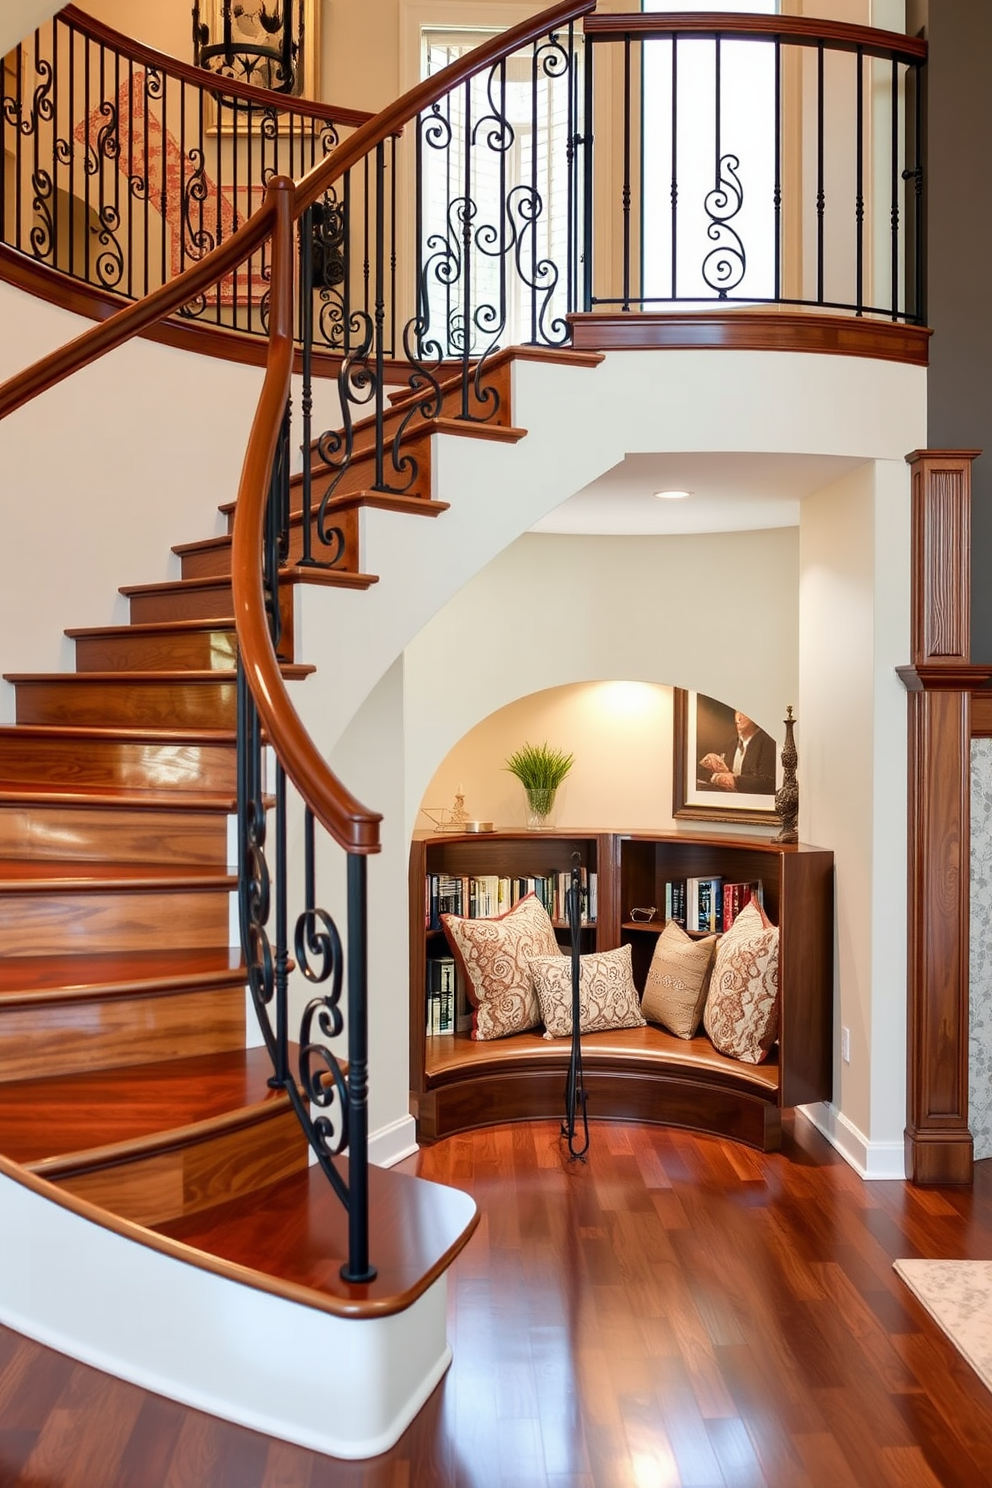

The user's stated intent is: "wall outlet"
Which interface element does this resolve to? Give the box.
[841,1026,851,1063]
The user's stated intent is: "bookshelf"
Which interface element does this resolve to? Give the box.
[409,830,833,1151]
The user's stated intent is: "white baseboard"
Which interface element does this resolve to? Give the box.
[369,1115,419,1169]
[797,1102,906,1180]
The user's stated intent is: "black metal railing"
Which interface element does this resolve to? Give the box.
[581,13,927,323]
[0,5,372,345]
[229,177,380,1283]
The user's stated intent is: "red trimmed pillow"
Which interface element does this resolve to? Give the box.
[441,891,563,1040]
[703,899,780,1064]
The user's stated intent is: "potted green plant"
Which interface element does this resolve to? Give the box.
[504,741,574,829]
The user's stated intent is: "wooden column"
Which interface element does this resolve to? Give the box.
[899,450,990,1184]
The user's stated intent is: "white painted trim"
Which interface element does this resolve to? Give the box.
[798,1102,907,1181]
[369,1114,419,1168]
[0,1168,458,1460]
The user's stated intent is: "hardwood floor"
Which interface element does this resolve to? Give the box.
[3,1114,992,1487]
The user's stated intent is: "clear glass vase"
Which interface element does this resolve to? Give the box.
[525,786,557,829]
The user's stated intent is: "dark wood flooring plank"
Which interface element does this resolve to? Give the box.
[0,1127,991,1486]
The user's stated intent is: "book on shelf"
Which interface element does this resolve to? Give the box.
[429,870,597,927]
[721,881,763,931]
[664,879,687,929]
[426,956,456,1037]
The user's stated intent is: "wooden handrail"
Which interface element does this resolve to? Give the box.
[582,12,927,64]
[56,4,373,127]
[0,0,596,853]
[229,178,382,853]
[0,201,277,421]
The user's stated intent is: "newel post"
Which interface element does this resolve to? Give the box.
[898,449,990,1184]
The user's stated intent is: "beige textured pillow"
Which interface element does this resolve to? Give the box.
[529,944,646,1041]
[703,900,780,1064]
[641,920,718,1039]
[441,892,562,1041]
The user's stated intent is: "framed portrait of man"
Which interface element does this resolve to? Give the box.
[672,688,781,824]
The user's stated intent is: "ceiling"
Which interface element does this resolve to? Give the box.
[530,450,869,536]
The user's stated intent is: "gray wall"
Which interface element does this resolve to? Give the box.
[916,0,992,658]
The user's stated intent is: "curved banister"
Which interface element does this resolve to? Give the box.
[0,0,596,855]
[57,5,374,127]
[581,11,926,63]
[229,178,382,853]
[0,200,276,421]
[0,0,594,416]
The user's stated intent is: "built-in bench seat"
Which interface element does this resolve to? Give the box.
[418,1025,783,1151]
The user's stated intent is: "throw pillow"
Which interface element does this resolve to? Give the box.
[441,891,562,1040]
[641,920,718,1039]
[528,944,646,1041]
[703,899,780,1064]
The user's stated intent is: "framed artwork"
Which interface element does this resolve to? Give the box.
[672,688,781,825]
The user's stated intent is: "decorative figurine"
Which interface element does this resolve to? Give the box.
[773,706,799,844]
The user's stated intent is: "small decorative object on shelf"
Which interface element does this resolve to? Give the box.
[773,706,799,844]
[504,741,574,830]
[420,786,493,833]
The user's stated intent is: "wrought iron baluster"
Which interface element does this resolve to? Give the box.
[583,37,593,312]
[622,32,631,313]
[531,45,540,342]
[160,71,167,293]
[299,204,315,565]
[890,54,899,321]
[342,852,374,1282]
[390,134,398,356]
[273,757,289,1087]
[816,42,824,305]
[913,60,924,322]
[671,34,678,301]
[461,76,472,416]
[856,46,864,315]
[374,140,387,489]
[774,37,781,304]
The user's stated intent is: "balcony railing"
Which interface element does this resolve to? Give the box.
[0,5,370,344]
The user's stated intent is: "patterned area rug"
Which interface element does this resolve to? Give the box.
[895,1260,992,1392]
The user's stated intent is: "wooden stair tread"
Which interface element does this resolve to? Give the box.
[386,344,605,407]
[0,1047,285,1167]
[120,569,378,598]
[0,783,236,810]
[0,858,236,888]
[0,946,245,1002]
[154,1159,479,1319]
[220,491,450,522]
[3,667,312,684]
[65,619,236,640]
[0,724,237,743]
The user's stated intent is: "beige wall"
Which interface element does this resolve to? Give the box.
[405,527,800,838]
[798,458,911,1175]
[422,681,678,833]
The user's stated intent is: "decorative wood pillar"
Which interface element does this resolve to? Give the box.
[899,450,991,1184]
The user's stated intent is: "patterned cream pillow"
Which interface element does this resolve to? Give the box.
[528,944,646,1041]
[641,920,718,1039]
[441,892,562,1040]
[703,900,780,1064]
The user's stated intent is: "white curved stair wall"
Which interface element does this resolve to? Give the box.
[0,1166,453,1459]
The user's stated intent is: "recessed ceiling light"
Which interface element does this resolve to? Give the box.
[653,488,692,500]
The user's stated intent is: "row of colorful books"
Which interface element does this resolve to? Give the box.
[425,869,597,931]
[664,877,763,934]
[426,956,472,1035]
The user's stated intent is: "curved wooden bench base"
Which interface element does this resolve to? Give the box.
[418,1027,782,1152]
